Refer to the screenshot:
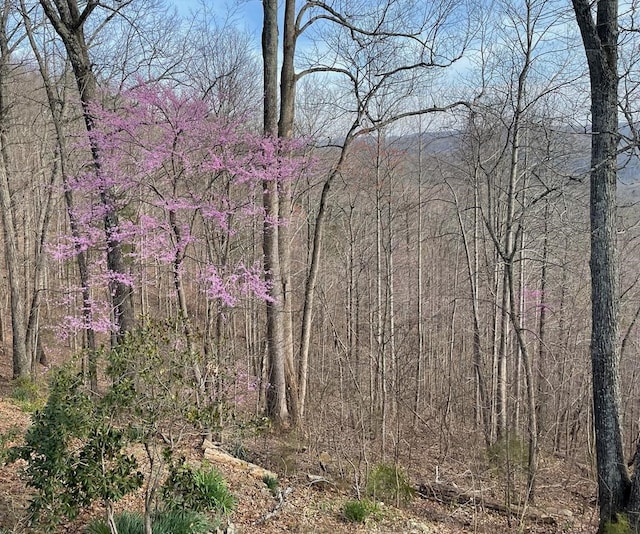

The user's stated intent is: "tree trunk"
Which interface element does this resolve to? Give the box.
[537,203,550,446]
[496,265,510,440]
[375,132,387,452]
[449,175,491,446]
[277,0,299,423]
[262,0,289,425]
[39,0,134,348]
[572,0,633,529]
[0,129,29,380]
[414,131,424,426]
[20,2,72,376]
[297,139,353,418]
[0,1,29,379]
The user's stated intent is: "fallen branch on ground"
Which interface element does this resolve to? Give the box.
[306,473,336,487]
[416,482,557,526]
[255,486,293,525]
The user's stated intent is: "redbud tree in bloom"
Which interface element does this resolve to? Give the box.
[51,82,308,340]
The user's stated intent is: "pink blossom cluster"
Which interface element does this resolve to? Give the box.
[53,286,113,339]
[519,287,551,315]
[52,81,309,336]
[231,363,261,411]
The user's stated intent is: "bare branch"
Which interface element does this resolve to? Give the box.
[355,101,473,137]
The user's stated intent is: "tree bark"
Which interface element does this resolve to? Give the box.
[276,0,300,423]
[39,0,134,347]
[449,175,491,446]
[20,0,95,380]
[0,0,29,379]
[572,0,634,529]
[262,0,289,425]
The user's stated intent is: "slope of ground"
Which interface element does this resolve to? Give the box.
[0,368,597,534]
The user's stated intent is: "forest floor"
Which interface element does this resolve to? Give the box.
[0,365,599,533]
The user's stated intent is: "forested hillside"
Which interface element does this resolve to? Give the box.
[0,0,639,532]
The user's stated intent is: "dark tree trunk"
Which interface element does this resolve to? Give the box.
[572,0,638,529]
[40,0,134,353]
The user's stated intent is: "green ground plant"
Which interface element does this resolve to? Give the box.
[85,511,143,534]
[0,427,21,461]
[10,377,45,412]
[487,437,529,471]
[162,455,237,516]
[262,474,279,496]
[366,463,415,506]
[602,513,632,534]
[343,499,378,523]
[85,510,216,534]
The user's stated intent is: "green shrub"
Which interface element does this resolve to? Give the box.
[366,463,414,506]
[263,474,279,496]
[6,322,233,531]
[7,367,143,527]
[343,499,377,523]
[163,457,237,515]
[10,377,45,412]
[105,319,215,439]
[487,437,529,471]
[85,510,215,534]
[602,513,631,534]
[0,426,21,463]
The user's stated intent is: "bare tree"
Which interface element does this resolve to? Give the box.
[269,0,473,425]
[19,0,97,382]
[0,0,29,378]
[572,0,640,529]
[262,0,289,424]
[39,0,135,346]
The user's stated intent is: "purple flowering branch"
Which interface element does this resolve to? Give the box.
[52,81,310,335]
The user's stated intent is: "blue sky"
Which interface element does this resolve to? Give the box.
[173,0,263,34]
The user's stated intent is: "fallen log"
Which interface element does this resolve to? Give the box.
[202,439,277,481]
[416,482,557,526]
[306,473,335,488]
